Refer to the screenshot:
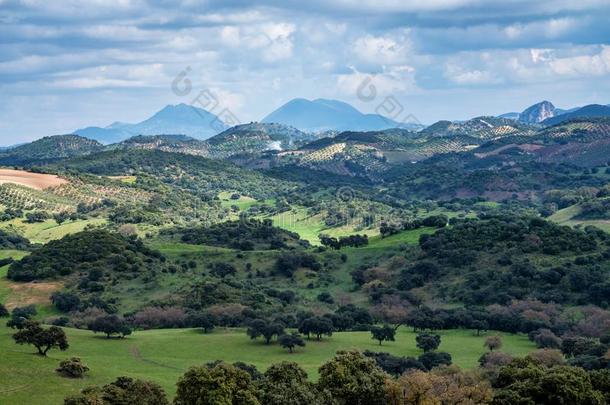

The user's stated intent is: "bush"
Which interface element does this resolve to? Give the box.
[64,376,168,405]
[88,315,132,338]
[531,328,562,349]
[56,357,90,378]
[317,292,334,304]
[418,351,452,370]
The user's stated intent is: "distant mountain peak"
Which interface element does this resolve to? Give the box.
[262,97,421,132]
[541,104,610,126]
[519,101,556,124]
[74,103,227,144]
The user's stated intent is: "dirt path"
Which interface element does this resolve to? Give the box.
[129,345,184,371]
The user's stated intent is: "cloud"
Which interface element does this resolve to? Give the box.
[0,0,609,143]
[337,65,417,98]
[219,22,295,62]
[352,32,411,65]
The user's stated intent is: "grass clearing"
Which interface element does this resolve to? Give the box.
[0,218,106,244]
[549,204,610,233]
[0,324,535,405]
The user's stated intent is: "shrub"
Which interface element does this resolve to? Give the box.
[56,357,90,378]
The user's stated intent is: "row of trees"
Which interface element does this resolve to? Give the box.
[64,350,610,405]
[319,233,368,249]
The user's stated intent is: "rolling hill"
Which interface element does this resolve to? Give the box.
[206,122,316,157]
[0,135,103,166]
[109,135,209,156]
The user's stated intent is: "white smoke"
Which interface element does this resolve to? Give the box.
[266,141,282,151]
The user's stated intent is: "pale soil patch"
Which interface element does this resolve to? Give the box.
[5,280,62,310]
[0,169,68,190]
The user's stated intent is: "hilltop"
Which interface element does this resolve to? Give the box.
[0,135,103,166]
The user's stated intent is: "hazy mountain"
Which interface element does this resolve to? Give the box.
[75,126,135,145]
[0,135,103,165]
[541,104,610,126]
[518,101,556,124]
[498,112,519,120]
[74,104,227,144]
[262,98,422,132]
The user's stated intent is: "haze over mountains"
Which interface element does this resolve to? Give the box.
[7,98,610,149]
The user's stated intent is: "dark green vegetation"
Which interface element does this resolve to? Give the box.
[163,219,308,250]
[0,135,103,165]
[2,116,610,403]
[7,229,164,282]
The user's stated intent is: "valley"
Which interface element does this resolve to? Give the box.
[1,105,610,404]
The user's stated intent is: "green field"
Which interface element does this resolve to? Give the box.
[0,218,107,244]
[549,204,610,233]
[0,324,535,405]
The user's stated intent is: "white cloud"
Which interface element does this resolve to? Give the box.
[337,65,417,97]
[549,46,610,76]
[219,22,295,62]
[352,32,411,65]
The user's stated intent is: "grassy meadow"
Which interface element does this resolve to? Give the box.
[0,323,535,405]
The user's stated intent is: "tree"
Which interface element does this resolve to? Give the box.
[388,368,492,405]
[370,325,396,345]
[493,361,605,405]
[485,335,503,351]
[56,357,89,378]
[210,262,237,278]
[174,363,260,405]
[526,349,565,367]
[88,315,132,338]
[0,303,8,317]
[298,316,333,341]
[13,321,69,356]
[318,350,389,405]
[590,370,610,404]
[51,291,81,312]
[532,329,562,349]
[246,319,284,344]
[471,319,489,336]
[416,332,441,352]
[186,312,216,334]
[364,351,425,376]
[259,362,324,405]
[418,351,452,370]
[278,333,306,353]
[64,376,168,405]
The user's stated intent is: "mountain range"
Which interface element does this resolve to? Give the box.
[5,98,609,152]
[499,101,610,126]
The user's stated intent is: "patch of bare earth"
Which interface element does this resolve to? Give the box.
[0,168,68,190]
[5,281,62,310]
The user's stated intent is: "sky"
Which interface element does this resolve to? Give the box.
[1,0,610,144]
